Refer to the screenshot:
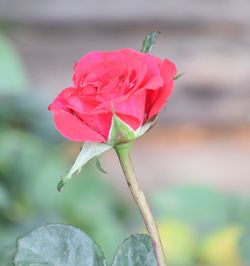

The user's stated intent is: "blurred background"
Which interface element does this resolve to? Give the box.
[0,0,250,265]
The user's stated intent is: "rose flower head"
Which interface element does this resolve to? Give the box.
[49,48,176,145]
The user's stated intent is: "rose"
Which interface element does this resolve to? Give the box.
[49,44,178,265]
[49,48,176,143]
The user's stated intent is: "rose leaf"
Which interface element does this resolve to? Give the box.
[112,234,157,266]
[14,224,106,266]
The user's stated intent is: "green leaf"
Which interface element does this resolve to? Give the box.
[112,234,157,266]
[14,224,106,266]
[108,114,135,147]
[57,142,111,191]
[0,33,28,94]
[140,32,158,53]
[95,156,108,174]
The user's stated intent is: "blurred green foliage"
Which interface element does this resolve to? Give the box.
[0,33,29,94]
[152,186,250,266]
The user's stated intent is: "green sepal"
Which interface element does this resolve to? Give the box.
[108,114,136,147]
[95,155,108,174]
[174,72,185,80]
[57,142,111,191]
[135,115,158,138]
[140,31,158,53]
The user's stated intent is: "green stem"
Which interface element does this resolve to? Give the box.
[115,142,166,266]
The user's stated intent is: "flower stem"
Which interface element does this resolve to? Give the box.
[115,142,166,266]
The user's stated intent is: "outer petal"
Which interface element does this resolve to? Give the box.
[141,75,164,90]
[48,87,75,112]
[138,52,162,87]
[52,110,106,142]
[147,59,177,119]
[114,90,146,130]
[66,94,98,113]
[77,112,112,140]
[160,59,177,84]
[116,114,141,131]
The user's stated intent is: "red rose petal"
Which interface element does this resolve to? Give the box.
[73,52,103,87]
[53,110,105,142]
[49,87,75,112]
[49,49,177,143]
[73,50,126,88]
[77,112,112,140]
[142,75,164,90]
[160,59,177,83]
[148,59,177,119]
[116,113,141,130]
[114,90,146,130]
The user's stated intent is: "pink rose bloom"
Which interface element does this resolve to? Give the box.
[49,48,176,142]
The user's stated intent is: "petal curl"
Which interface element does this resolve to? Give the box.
[49,87,75,112]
